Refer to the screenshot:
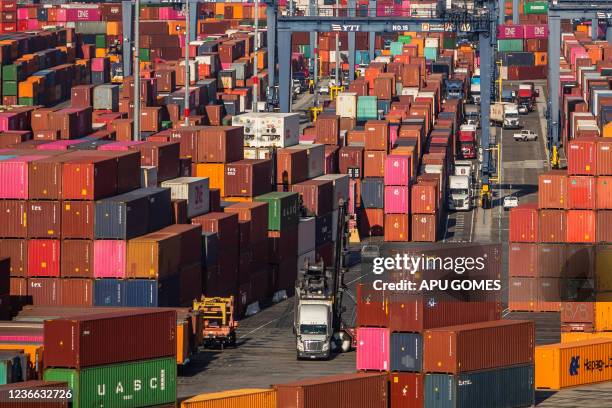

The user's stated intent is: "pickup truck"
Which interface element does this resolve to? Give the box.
[513,130,537,141]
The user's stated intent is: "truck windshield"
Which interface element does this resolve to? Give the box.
[506,113,519,118]
[451,189,469,195]
[300,324,327,335]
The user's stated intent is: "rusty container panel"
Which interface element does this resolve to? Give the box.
[28,277,60,306]
[126,232,182,279]
[508,243,538,277]
[423,320,535,374]
[384,214,410,242]
[291,179,333,217]
[538,171,568,209]
[538,244,567,278]
[596,139,612,175]
[27,201,61,238]
[0,239,27,277]
[411,214,437,242]
[0,200,26,238]
[196,126,244,163]
[273,373,388,408]
[224,201,269,243]
[338,146,364,175]
[539,209,566,243]
[224,159,272,197]
[411,183,437,214]
[61,201,94,239]
[364,120,389,152]
[389,373,423,408]
[276,148,309,185]
[43,309,177,368]
[567,176,596,209]
[597,211,612,242]
[61,156,118,200]
[356,284,388,327]
[364,150,386,178]
[60,240,93,278]
[508,277,537,312]
[28,156,71,200]
[27,239,60,277]
[566,210,596,243]
[60,279,93,306]
[509,204,538,242]
[315,114,340,145]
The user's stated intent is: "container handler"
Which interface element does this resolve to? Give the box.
[192,296,238,349]
[294,201,354,360]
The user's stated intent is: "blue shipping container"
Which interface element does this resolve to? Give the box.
[391,333,422,372]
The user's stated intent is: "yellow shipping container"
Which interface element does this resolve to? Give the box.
[95,48,107,58]
[561,332,612,343]
[535,339,612,389]
[181,389,276,408]
[534,52,548,66]
[176,320,190,365]
[223,196,253,203]
[193,163,225,196]
[106,21,120,36]
[603,122,612,138]
[232,4,244,19]
[215,3,225,15]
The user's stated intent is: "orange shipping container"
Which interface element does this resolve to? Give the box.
[534,52,548,66]
[561,332,612,343]
[193,163,225,196]
[126,232,181,279]
[535,339,612,390]
[181,388,276,408]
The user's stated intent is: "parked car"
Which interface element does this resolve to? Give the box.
[503,196,519,210]
[513,130,537,141]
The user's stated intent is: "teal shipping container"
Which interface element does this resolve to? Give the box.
[424,364,534,408]
[357,96,378,120]
[44,357,176,408]
[356,50,371,65]
[498,39,524,52]
[390,42,404,56]
[424,47,438,61]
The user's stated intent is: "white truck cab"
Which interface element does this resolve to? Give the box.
[295,300,332,359]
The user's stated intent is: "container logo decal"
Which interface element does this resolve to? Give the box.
[569,356,580,376]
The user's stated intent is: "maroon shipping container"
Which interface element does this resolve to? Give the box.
[191,212,239,253]
[276,148,308,185]
[356,284,388,327]
[28,155,72,200]
[339,146,364,175]
[364,150,386,178]
[364,120,389,151]
[560,302,596,331]
[508,243,538,277]
[596,139,612,175]
[28,277,60,305]
[27,201,61,238]
[567,139,597,176]
[538,171,567,209]
[43,309,177,368]
[508,277,536,311]
[138,141,180,182]
[539,209,566,243]
[267,227,298,263]
[509,204,538,242]
[60,240,93,278]
[389,373,422,408]
[224,159,272,197]
[61,155,117,200]
[291,179,333,216]
[537,277,561,312]
[423,320,534,374]
[60,279,93,307]
[411,182,438,214]
[315,114,339,145]
[195,126,244,163]
[159,224,202,268]
[223,202,269,243]
[0,239,27,277]
[411,214,437,242]
[273,373,388,408]
[537,244,567,278]
[179,263,202,307]
[597,211,612,242]
[0,200,26,238]
[61,201,94,239]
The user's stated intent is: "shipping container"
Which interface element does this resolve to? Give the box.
[509,204,538,242]
[535,339,612,389]
[44,357,176,408]
[0,381,69,408]
[539,210,566,243]
[566,210,596,243]
[44,309,176,368]
[161,177,210,218]
[561,302,612,332]
[224,159,272,197]
[423,320,534,374]
[126,231,181,279]
[390,332,422,372]
[254,192,299,231]
[181,388,276,408]
[538,171,567,209]
[273,373,387,408]
[389,372,422,408]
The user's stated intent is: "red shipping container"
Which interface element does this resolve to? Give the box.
[223,201,269,243]
[338,146,364,175]
[567,176,596,209]
[27,240,60,277]
[539,209,566,243]
[537,277,561,312]
[497,24,525,39]
[364,150,386,178]
[411,183,437,214]
[509,204,538,242]
[567,139,597,175]
[596,139,612,175]
[60,279,93,306]
[27,201,61,238]
[361,208,384,236]
[0,239,27,277]
[508,277,536,311]
[389,373,422,408]
[364,121,389,151]
[411,214,437,242]
[566,210,596,243]
[423,320,534,374]
[61,156,118,200]
[276,148,308,185]
[384,214,409,242]
[43,310,176,368]
[538,171,567,209]
[596,176,612,209]
[356,284,388,327]
[508,243,538,277]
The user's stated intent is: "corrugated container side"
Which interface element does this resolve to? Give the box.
[390,332,422,372]
[357,327,390,371]
[180,389,276,408]
[508,243,538,277]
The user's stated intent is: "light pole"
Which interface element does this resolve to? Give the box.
[133,0,141,140]
[184,0,190,126]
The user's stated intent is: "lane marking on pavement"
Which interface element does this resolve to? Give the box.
[238,318,280,339]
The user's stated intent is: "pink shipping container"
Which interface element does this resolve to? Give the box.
[0,155,46,199]
[93,240,126,278]
[523,25,548,39]
[384,186,409,214]
[567,139,596,175]
[570,47,588,66]
[389,125,399,146]
[66,8,101,21]
[55,8,67,22]
[356,327,389,371]
[98,141,144,151]
[497,24,524,39]
[384,155,411,186]
[16,8,27,19]
[348,179,357,214]
[27,239,60,277]
[0,112,21,131]
[27,19,38,30]
[91,58,106,72]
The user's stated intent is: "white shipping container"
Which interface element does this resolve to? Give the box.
[336,92,358,119]
[401,87,419,97]
[424,38,439,48]
[298,217,316,255]
[244,147,273,160]
[258,113,300,148]
[297,250,316,272]
[161,177,210,218]
[179,60,199,83]
[287,143,325,179]
[315,174,350,209]
[140,166,157,188]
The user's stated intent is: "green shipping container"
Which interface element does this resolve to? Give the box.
[443,37,456,50]
[2,64,19,82]
[357,96,378,120]
[390,42,404,56]
[254,192,299,231]
[0,360,8,384]
[3,81,17,96]
[498,39,524,52]
[398,35,412,44]
[18,97,35,106]
[424,47,438,61]
[44,357,176,408]
[524,1,548,14]
[139,48,150,62]
[95,34,106,49]
[298,45,311,59]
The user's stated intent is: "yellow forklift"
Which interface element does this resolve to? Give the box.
[192,296,238,349]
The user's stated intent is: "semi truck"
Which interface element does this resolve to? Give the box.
[491,102,520,129]
[445,78,465,100]
[458,124,477,159]
[470,68,480,104]
[464,105,480,128]
[294,201,353,360]
[517,83,537,113]
[448,161,475,211]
